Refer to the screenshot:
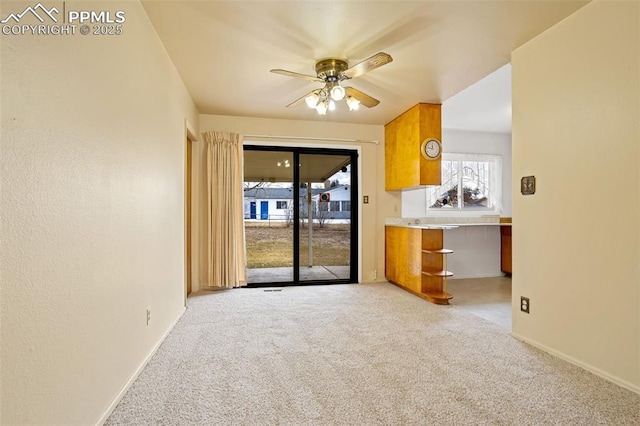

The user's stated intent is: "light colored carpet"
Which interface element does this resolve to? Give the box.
[106,283,639,425]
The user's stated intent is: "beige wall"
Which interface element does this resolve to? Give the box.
[512,0,639,391]
[195,114,400,292]
[0,2,199,424]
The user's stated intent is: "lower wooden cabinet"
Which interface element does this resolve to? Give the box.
[501,226,512,275]
[385,226,453,305]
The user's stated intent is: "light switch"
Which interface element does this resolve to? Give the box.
[363,195,369,204]
[521,176,536,195]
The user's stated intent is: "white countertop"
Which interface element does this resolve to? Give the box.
[385,216,512,228]
[406,224,460,229]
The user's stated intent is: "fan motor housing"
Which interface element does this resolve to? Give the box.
[315,59,348,81]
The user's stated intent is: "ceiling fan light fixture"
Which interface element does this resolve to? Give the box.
[316,100,328,115]
[305,92,319,109]
[328,100,336,111]
[346,96,360,111]
[330,85,346,101]
[272,52,391,113]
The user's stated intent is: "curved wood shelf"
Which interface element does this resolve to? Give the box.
[422,270,454,277]
[424,291,453,305]
[422,248,454,254]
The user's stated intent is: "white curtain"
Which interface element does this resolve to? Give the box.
[203,131,246,288]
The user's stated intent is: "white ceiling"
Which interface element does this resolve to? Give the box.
[141,1,588,131]
[442,63,512,133]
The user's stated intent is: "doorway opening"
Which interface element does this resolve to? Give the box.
[243,146,358,286]
[184,127,196,304]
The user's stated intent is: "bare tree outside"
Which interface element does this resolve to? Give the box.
[243,180,268,192]
[316,199,331,228]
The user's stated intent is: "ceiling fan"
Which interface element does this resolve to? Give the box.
[270,52,393,115]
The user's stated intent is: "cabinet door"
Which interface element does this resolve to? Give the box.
[501,226,512,275]
[385,226,422,293]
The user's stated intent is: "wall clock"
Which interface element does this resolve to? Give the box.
[421,138,442,160]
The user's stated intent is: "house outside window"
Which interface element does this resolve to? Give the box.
[426,153,502,213]
[276,200,288,209]
[329,201,340,212]
[341,201,351,212]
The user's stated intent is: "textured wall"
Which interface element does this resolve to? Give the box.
[512,0,639,391]
[0,2,198,424]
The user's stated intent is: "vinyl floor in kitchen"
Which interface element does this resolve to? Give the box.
[447,276,512,330]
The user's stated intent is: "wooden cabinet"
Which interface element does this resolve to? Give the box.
[501,225,512,275]
[385,103,442,191]
[385,226,422,294]
[386,226,453,305]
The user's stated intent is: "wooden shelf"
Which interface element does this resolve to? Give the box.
[422,270,454,277]
[421,228,454,304]
[424,291,454,305]
[422,248,454,254]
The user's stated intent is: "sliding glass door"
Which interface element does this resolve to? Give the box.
[298,153,353,282]
[243,149,294,284]
[243,146,358,286]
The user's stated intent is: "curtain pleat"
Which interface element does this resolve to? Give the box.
[203,131,246,288]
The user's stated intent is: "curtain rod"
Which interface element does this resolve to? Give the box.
[244,134,379,145]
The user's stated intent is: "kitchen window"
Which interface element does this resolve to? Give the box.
[426,153,502,212]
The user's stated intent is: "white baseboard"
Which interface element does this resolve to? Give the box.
[511,332,640,396]
[96,307,186,425]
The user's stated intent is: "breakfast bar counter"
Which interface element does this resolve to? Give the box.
[385,216,512,304]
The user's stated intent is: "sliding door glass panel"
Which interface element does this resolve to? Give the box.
[298,153,352,282]
[244,150,294,284]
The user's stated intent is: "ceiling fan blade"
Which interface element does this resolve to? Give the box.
[270,69,324,83]
[285,89,319,108]
[340,52,393,79]
[344,87,380,108]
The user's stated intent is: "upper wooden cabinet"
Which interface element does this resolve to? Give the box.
[385,103,442,191]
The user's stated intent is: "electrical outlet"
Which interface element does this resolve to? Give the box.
[363,195,369,204]
[520,297,530,314]
[146,308,151,325]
